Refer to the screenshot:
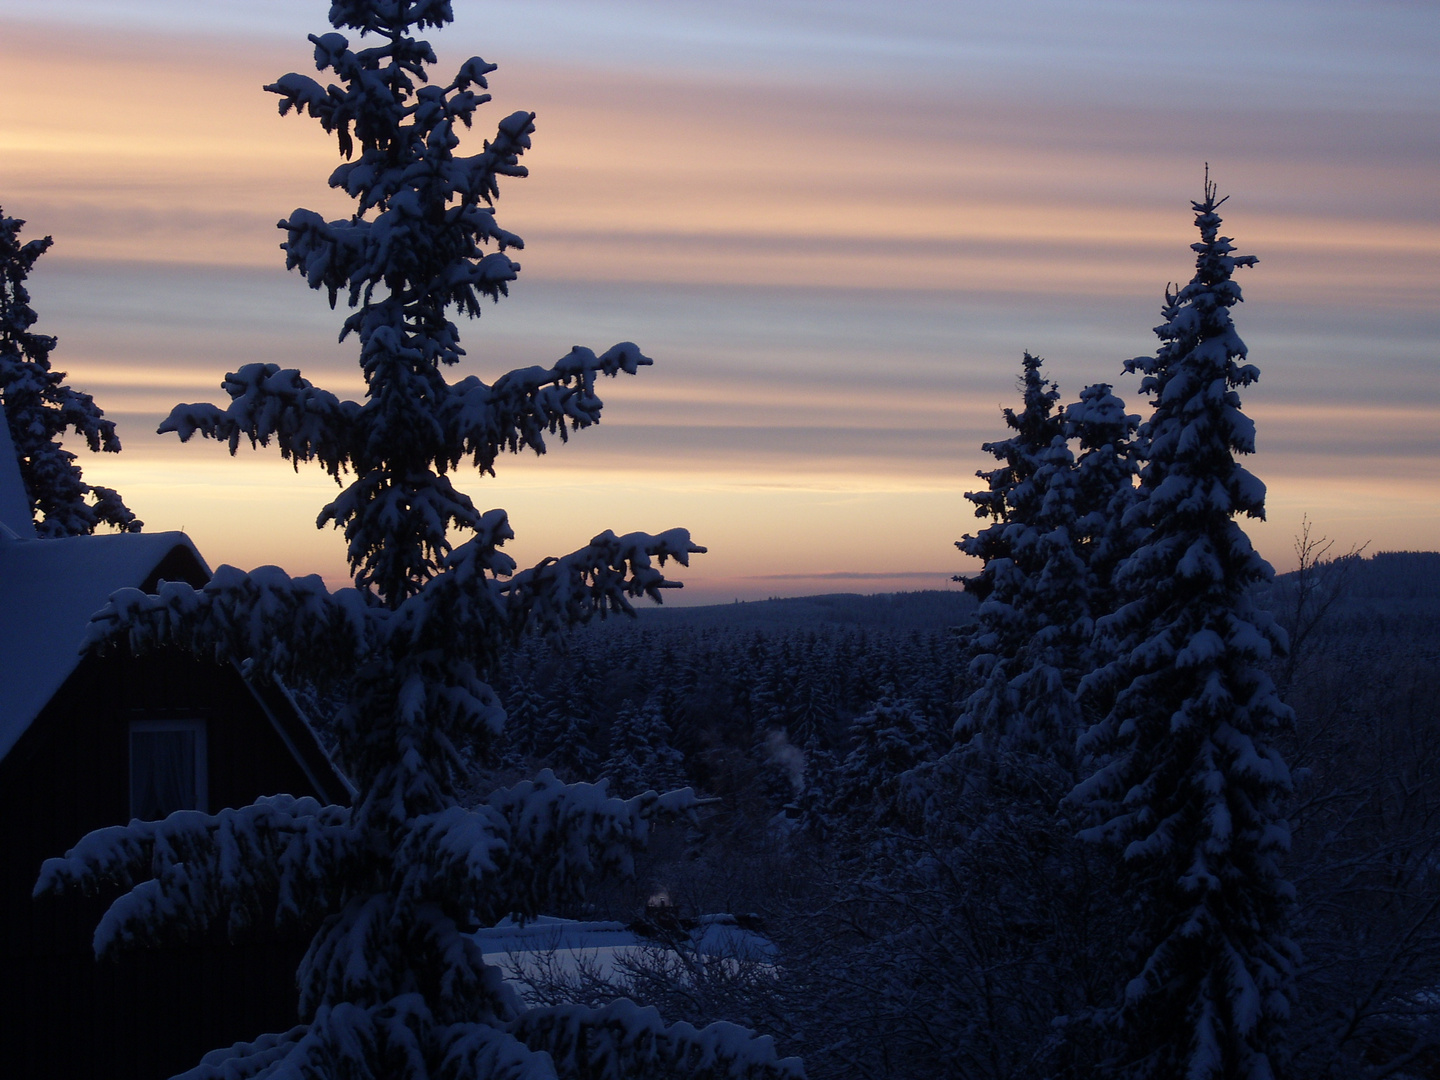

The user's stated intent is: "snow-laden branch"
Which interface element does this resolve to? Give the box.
[82,564,373,687]
[385,521,703,660]
[511,999,806,1080]
[79,521,702,776]
[160,342,651,498]
[479,772,703,923]
[499,528,706,639]
[162,364,355,474]
[174,996,801,1080]
[450,342,653,474]
[34,796,351,958]
[175,1000,554,1080]
[1,211,141,534]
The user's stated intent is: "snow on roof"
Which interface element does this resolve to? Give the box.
[0,529,209,762]
[472,914,778,991]
[0,403,37,540]
[474,915,637,956]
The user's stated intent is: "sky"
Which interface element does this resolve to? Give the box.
[1,0,1436,603]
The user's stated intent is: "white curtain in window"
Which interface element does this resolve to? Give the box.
[130,728,197,820]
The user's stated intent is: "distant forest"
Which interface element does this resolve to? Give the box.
[488,551,1439,800]
[390,550,1440,1078]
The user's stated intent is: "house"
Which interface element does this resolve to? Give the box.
[0,409,351,1080]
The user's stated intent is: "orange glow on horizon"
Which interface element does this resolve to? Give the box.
[4,16,1435,603]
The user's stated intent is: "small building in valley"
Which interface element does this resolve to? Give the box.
[0,409,350,1080]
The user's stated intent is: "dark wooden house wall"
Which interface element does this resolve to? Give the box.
[0,648,341,1080]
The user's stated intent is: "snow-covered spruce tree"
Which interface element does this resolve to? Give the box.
[0,210,140,535]
[958,351,1062,603]
[35,5,801,1079]
[602,700,687,800]
[1068,182,1296,1080]
[533,704,601,782]
[823,358,1112,1079]
[837,363,1140,1080]
[956,367,1141,773]
[496,669,545,768]
[954,351,1078,761]
[829,696,940,842]
[1000,430,1101,771]
[1064,382,1140,631]
[1061,382,1142,735]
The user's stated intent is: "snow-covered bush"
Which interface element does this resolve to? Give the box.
[35,4,800,1078]
[0,210,139,535]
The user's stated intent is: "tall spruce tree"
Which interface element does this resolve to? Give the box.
[1001,426,1093,768]
[36,5,799,1078]
[0,211,139,535]
[954,351,1070,756]
[958,351,1063,600]
[868,354,1132,1076]
[1063,382,1142,732]
[1064,382,1140,628]
[1070,181,1296,1079]
[959,371,1141,770]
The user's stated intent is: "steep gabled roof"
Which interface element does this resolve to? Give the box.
[0,403,350,800]
[0,530,210,761]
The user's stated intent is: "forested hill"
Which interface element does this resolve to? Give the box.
[634,589,977,631]
[620,551,1440,635]
[1259,549,1440,623]
[627,551,1440,634]
[1323,549,1440,602]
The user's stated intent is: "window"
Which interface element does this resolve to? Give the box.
[129,720,207,821]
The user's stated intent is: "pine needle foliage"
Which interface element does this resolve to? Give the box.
[35,4,801,1078]
[0,211,140,535]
